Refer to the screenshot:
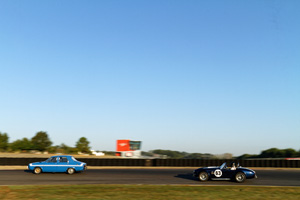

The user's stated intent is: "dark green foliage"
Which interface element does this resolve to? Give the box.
[237,148,300,159]
[259,148,299,158]
[60,143,78,154]
[0,132,9,151]
[47,145,60,153]
[10,138,33,151]
[75,137,91,153]
[260,148,283,158]
[1,185,300,200]
[283,148,299,157]
[184,153,213,159]
[31,131,52,151]
[47,144,78,154]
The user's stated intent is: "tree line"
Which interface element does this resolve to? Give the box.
[142,149,216,159]
[143,148,300,159]
[0,131,91,154]
[1,131,299,158]
[237,148,300,159]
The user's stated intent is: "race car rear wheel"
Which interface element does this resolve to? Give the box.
[235,172,246,183]
[199,171,209,181]
[33,167,42,174]
[67,168,75,175]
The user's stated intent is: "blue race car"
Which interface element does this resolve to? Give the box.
[193,162,257,183]
[28,155,87,174]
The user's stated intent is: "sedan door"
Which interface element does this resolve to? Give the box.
[56,156,70,172]
[42,157,58,172]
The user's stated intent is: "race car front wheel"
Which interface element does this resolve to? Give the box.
[235,172,246,183]
[199,172,209,181]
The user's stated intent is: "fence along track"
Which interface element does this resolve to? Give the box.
[0,158,299,168]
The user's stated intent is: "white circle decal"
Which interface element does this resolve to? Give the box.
[214,169,222,177]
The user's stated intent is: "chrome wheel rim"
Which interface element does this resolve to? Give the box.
[200,173,207,181]
[236,174,244,181]
[35,168,41,173]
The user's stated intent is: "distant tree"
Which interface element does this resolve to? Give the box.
[60,143,78,154]
[152,149,188,159]
[31,131,52,151]
[0,132,9,151]
[259,148,281,158]
[236,154,258,160]
[282,148,298,158]
[184,153,213,159]
[238,148,299,159]
[75,137,91,153]
[47,145,60,153]
[285,149,296,157]
[10,138,33,151]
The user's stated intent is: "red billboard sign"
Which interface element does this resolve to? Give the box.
[116,140,130,152]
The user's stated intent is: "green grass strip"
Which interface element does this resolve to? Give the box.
[0,185,299,200]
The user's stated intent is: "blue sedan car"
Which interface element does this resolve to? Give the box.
[193,162,257,183]
[28,155,87,174]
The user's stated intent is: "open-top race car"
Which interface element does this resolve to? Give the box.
[28,155,87,174]
[193,162,257,183]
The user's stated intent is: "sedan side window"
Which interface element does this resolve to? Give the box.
[59,157,68,163]
[48,157,57,163]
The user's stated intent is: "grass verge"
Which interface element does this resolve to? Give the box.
[0,185,299,200]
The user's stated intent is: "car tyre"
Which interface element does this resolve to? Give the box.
[235,172,246,183]
[199,171,209,181]
[67,168,75,175]
[33,167,42,174]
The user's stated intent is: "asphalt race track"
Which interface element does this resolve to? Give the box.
[0,168,299,186]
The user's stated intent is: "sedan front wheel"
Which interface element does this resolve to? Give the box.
[67,168,75,175]
[33,167,42,174]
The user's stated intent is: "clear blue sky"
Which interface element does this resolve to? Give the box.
[0,0,299,156]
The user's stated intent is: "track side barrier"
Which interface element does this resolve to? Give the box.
[0,158,299,168]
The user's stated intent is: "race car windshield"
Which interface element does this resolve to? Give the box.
[220,162,227,169]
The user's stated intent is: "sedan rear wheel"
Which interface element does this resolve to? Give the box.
[199,171,209,181]
[235,172,246,183]
[33,167,42,174]
[67,168,75,175]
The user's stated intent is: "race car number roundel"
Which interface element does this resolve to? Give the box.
[214,169,222,177]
